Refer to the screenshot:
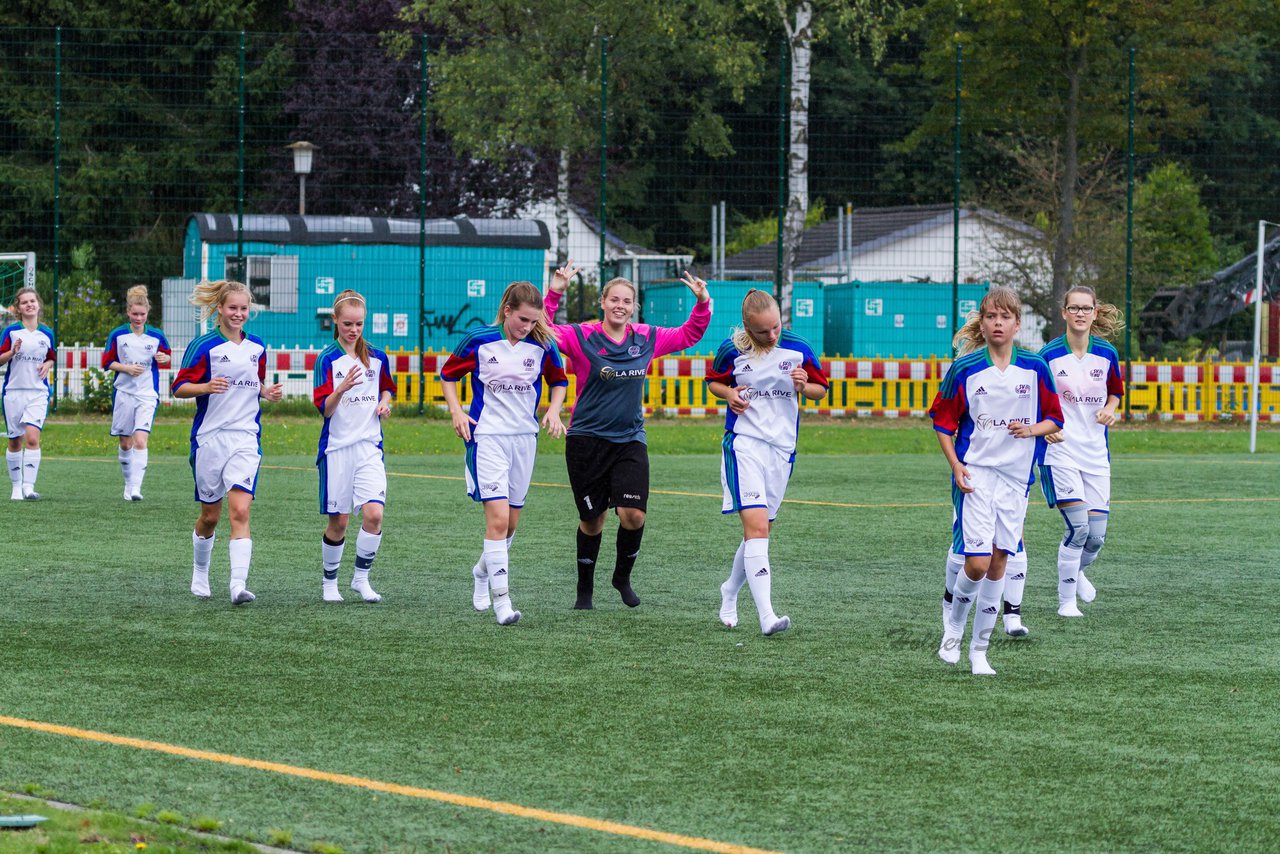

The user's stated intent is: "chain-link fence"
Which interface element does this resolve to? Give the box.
[2,25,1278,392]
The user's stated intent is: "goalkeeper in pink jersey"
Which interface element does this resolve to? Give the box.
[545,260,710,610]
[706,289,828,636]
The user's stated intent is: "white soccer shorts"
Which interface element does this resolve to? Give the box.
[952,464,1029,556]
[721,433,794,522]
[465,433,536,507]
[1040,464,1110,513]
[110,393,158,437]
[191,432,261,504]
[4,389,48,437]
[319,442,387,515]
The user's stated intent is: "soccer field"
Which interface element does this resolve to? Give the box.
[1,419,1278,853]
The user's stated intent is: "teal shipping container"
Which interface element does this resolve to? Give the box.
[823,281,990,358]
[179,213,550,351]
[642,279,824,356]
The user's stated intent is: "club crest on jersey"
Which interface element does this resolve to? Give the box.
[1016,383,1031,397]
[144,344,154,351]
[250,353,259,363]
[1090,368,1104,379]
[778,360,793,372]
[627,345,642,357]
[523,357,535,368]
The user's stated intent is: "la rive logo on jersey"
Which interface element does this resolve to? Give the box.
[599,366,647,382]
[975,414,1031,430]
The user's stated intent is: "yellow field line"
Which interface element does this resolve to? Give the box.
[0,715,778,854]
[47,457,1280,510]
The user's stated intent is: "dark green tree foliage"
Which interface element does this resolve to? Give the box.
[0,1,290,302]
[905,0,1244,335]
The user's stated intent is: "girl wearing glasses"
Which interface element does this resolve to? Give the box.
[1029,287,1124,620]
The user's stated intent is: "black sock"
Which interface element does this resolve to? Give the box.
[612,525,644,607]
[575,529,602,609]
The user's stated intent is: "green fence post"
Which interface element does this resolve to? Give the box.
[1124,46,1135,418]
[418,34,428,415]
[952,42,962,340]
[596,36,607,321]
[52,27,62,410]
[775,38,788,304]
[237,31,246,260]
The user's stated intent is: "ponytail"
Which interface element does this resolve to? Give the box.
[731,288,780,355]
[189,279,252,323]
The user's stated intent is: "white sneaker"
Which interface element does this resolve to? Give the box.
[938,629,963,665]
[352,580,382,603]
[496,607,522,626]
[719,582,739,628]
[970,649,997,676]
[191,569,211,599]
[762,615,791,636]
[1003,614,1030,638]
[322,581,344,603]
[22,490,40,501]
[1058,600,1084,618]
[1078,572,1097,603]
[230,586,256,605]
[472,568,491,611]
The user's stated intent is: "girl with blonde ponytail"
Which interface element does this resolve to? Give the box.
[439,280,570,625]
[929,286,1063,675]
[172,279,283,605]
[1031,285,1126,619]
[312,289,397,603]
[707,287,829,636]
[102,285,172,500]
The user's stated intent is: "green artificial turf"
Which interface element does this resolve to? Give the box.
[1,421,1278,853]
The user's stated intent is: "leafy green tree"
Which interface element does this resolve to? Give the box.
[399,0,763,292]
[905,0,1244,336]
[35,243,118,345]
[1130,163,1219,308]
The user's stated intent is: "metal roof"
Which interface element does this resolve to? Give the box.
[189,213,551,250]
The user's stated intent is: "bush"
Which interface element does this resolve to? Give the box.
[80,367,115,414]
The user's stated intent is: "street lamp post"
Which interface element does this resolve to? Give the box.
[286,141,317,216]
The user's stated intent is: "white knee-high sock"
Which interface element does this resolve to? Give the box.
[1003,550,1028,614]
[322,536,345,581]
[229,538,252,592]
[22,448,40,492]
[354,529,382,584]
[1057,543,1082,605]
[191,531,215,597]
[943,549,963,626]
[6,450,21,488]
[118,448,133,488]
[949,572,981,634]
[719,540,747,627]
[193,531,216,572]
[742,537,777,630]
[971,576,1007,653]
[484,538,513,617]
[131,448,149,492]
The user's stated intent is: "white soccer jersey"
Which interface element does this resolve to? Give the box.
[172,329,267,443]
[1039,336,1125,475]
[706,331,828,455]
[439,326,568,437]
[930,348,1064,490]
[312,343,397,455]
[0,323,55,393]
[102,324,171,400]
